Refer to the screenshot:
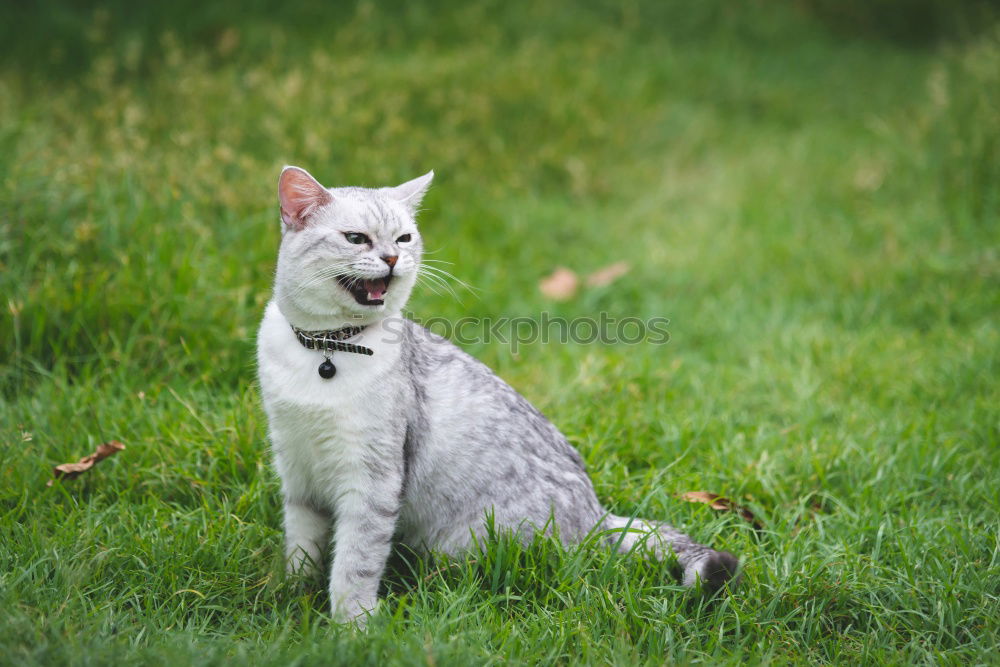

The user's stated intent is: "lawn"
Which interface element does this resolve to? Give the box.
[1,1,998,663]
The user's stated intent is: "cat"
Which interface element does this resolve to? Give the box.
[256,166,739,626]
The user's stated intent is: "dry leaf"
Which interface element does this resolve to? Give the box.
[538,267,579,301]
[48,441,125,486]
[680,491,761,529]
[585,261,630,288]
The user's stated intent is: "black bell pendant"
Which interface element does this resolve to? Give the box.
[318,358,336,379]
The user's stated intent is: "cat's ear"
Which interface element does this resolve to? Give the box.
[384,170,434,214]
[278,166,333,230]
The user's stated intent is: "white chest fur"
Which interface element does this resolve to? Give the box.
[256,301,404,507]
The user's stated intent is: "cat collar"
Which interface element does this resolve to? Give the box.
[290,324,373,379]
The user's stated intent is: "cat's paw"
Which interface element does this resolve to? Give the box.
[684,550,740,594]
[285,548,322,578]
[331,594,380,628]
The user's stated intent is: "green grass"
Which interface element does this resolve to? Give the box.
[2,1,999,663]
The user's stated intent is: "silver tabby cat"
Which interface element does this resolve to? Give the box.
[257,166,739,625]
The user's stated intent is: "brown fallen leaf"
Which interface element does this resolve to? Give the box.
[680,491,761,529]
[538,267,579,301]
[585,261,630,288]
[48,440,125,486]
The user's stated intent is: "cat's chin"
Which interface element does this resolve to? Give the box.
[275,295,394,332]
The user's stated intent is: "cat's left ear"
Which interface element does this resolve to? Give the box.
[279,166,333,231]
[384,170,434,214]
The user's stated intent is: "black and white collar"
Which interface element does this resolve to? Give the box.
[290,324,374,357]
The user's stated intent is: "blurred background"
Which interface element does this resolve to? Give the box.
[2,0,997,395]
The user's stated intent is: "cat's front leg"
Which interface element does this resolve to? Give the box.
[283,498,331,576]
[328,460,402,626]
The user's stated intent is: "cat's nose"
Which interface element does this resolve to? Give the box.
[381,255,398,268]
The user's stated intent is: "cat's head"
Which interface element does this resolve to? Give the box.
[273,166,432,328]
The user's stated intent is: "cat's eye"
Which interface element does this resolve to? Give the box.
[396,234,412,243]
[344,232,370,245]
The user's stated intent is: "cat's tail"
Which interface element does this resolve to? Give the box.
[603,514,740,593]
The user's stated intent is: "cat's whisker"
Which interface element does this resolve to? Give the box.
[416,269,454,293]
[414,275,446,297]
[290,276,337,297]
[290,264,356,296]
[417,270,462,302]
[296,269,347,289]
[418,262,466,277]
[418,272,466,302]
[295,264,353,287]
[417,266,460,290]
[418,263,459,277]
[419,264,480,295]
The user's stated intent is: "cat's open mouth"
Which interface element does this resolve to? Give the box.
[337,275,392,306]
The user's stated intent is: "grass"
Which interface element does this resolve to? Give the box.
[2,1,999,663]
